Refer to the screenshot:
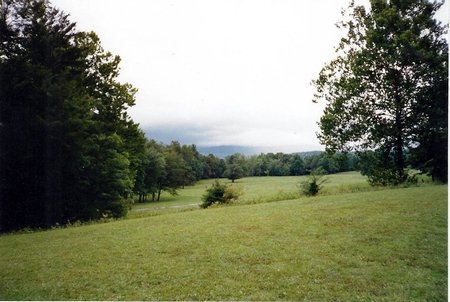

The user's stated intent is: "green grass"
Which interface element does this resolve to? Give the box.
[0,179,446,301]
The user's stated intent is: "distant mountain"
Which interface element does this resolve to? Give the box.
[197,145,323,158]
[292,150,322,157]
[196,145,259,158]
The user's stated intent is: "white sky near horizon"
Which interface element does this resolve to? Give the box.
[52,0,448,153]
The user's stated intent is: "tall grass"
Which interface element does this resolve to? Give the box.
[0,184,446,301]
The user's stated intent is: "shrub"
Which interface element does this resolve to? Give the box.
[299,167,328,196]
[223,184,244,203]
[200,180,243,208]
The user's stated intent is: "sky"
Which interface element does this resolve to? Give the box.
[52,0,448,153]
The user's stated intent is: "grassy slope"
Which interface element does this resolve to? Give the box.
[0,182,446,301]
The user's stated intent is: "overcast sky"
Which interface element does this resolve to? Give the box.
[52,0,448,153]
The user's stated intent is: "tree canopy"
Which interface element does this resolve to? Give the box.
[312,0,448,184]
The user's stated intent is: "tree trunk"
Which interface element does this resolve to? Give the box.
[394,79,406,182]
[157,182,162,201]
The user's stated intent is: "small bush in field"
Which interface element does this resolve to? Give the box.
[299,167,328,196]
[200,180,243,208]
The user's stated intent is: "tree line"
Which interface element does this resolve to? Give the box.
[133,141,359,203]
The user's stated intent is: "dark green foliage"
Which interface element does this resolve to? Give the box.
[181,144,205,182]
[157,147,185,199]
[299,167,328,196]
[357,149,405,186]
[199,151,356,179]
[202,154,226,179]
[134,140,166,202]
[200,180,227,208]
[223,163,244,183]
[0,0,144,232]
[153,141,200,201]
[200,180,243,208]
[409,125,448,183]
[289,154,306,176]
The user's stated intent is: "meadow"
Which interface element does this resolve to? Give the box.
[129,172,373,218]
[0,172,447,301]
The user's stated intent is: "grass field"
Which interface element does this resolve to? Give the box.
[129,171,412,217]
[0,173,446,301]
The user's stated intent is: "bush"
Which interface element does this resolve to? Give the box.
[223,184,244,203]
[200,180,243,208]
[299,167,328,196]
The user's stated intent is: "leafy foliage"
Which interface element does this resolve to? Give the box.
[357,149,404,186]
[312,0,448,184]
[223,163,244,183]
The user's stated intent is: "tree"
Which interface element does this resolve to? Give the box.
[312,0,448,184]
[62,31,142,220]
[223,163,244,183]
[0,0,84,230]
[0,0,142,231]
[156,146,185,201]
[247,155,264,176]
[134,139,166,202]
[289,154,306,176]
[202,154,226,178]
[180,144,205,185]
[268,159,290,176]
[304,154,321,171]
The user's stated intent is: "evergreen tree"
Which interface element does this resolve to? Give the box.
[0,0,144,231]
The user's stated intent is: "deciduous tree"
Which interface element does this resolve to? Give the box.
[223,163,244,183]
[312,0,448,184]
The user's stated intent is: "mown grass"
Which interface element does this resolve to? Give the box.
[0,182,446,301]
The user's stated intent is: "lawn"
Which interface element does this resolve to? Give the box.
[0,178,446,301]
